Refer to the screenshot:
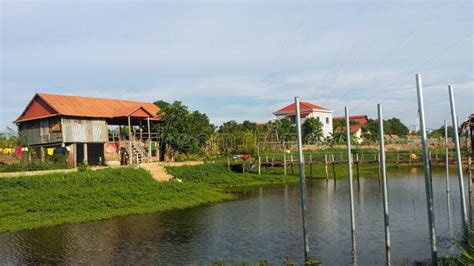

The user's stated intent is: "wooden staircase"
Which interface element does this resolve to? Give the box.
[125,136,149,164]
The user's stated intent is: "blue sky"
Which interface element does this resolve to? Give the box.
[1,0,472,131]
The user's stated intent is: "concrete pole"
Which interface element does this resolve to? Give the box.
[83,143,88,165]
[445,120,450,193]
[128,116,132,165]
[40,147,45,163]
[345,106,356,256]
[378,104,391,264]
[294,96,310,261]
[416,74,438,263]
[448,85,468,231]
[258,156,261,175]
[147,117,151,162]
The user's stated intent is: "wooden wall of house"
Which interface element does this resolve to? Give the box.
[61,118,108,143]
[18,117,63,146]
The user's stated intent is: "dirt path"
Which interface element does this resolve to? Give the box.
[0,161,203,181]
[0,168,78,178]
[139,161,203,182]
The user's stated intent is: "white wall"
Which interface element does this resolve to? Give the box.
[274,110,333,138]
[307,111,333,138]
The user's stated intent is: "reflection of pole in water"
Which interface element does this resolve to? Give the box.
[447,191,452,239]
[378,104,392,265]
[345,106,357,261]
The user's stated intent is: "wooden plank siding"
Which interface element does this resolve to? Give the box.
[18,118,63,146]
[19,117,108,146]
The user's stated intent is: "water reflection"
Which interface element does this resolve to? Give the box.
[0,167,467,265]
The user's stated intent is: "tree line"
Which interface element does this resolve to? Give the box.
[153,100,414,158]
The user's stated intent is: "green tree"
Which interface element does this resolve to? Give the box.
[429,125,454,138]
[302,118,323,144]
[386,118,409,136]
[0,127,18,148]
[157,101,215,158]
[275,119,296,142]
[363,117,409,141]
[153,100,171,110]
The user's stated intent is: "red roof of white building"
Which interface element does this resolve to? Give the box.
[273,101,330,115]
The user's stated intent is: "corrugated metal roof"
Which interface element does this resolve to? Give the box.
[17,93,160,122]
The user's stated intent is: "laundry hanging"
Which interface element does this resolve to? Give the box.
[15,147,22,156]
[47,148,55,156]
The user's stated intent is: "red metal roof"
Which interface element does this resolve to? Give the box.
[334,115,369,133]
[274,101,329,115]
[333,115,369,125]
[17,93,160,123]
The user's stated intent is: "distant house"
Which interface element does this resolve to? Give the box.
[459,113,474,156]
[16,93,161,166]
[273,101,333,138]
[333,115,369,143]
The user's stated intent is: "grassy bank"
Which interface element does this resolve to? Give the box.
[0,167,233,232]
[166,163,298,188]
[0,163,301,232]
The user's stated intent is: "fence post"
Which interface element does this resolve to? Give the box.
[325,154,329,181]
[258,156,261,175]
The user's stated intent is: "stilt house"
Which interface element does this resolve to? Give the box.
[16,93,161,166]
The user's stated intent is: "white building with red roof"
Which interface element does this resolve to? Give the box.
[333,115,369,143]
[273,101,333,138]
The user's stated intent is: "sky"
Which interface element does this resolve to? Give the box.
[1,0,473,132]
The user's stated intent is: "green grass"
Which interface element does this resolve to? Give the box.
[0,161,70,173]
[0,163,301,232]
[166,163,299,188]
[0,167,233,232]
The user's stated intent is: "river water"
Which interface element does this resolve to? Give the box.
[0,167,471,265]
